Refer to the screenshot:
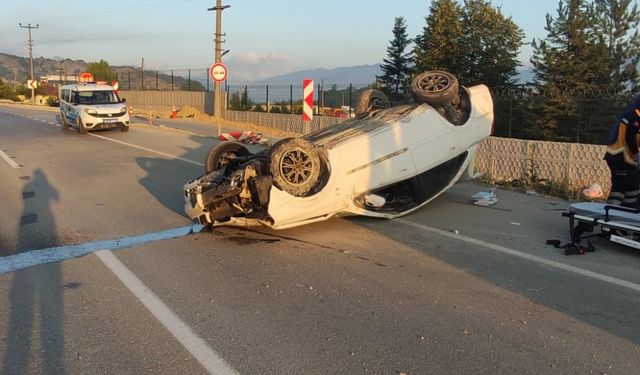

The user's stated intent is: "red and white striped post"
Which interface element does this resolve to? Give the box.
[302,79,314,132]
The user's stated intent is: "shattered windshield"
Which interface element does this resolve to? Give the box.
[75,90,121,105]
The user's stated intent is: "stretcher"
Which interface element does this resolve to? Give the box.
[563,202,640,250]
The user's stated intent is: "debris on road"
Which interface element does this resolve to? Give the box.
[582,183,603,200]
[471,188,497,206]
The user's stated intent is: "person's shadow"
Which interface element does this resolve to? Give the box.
[3,169,65,375]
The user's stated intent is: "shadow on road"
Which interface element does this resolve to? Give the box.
[135,135,266,216]
[3,169,65,374]
[351,197,640,347]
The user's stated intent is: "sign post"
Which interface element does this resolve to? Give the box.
[78,72,94,83]
[27,80,38,104]
[209,63,228,136]
[303,79,314,133]
[209,63,228,83]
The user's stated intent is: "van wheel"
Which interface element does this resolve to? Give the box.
[77,119,88,134]
[60,113,70,129]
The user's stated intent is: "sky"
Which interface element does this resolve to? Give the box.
[1,0,562,83]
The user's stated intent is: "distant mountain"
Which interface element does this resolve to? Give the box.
[0,52,202,91]
[516,66,535,84]
[0,52,89,83]
[252,64,382,88]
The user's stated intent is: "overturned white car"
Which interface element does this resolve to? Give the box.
[184,71,494,229]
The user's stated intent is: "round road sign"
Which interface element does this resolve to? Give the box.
[209,63,228,82]
[79,72,94,83]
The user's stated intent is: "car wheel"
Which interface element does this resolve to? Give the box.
[60,113,70,129]
[77,119,88,134]
[120,125,130,132]
[204,141,251,174]
[355,89,390,115]
[269,138,321,197]
[411,70,459,107]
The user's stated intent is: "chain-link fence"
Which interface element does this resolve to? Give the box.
[115,67,639,145]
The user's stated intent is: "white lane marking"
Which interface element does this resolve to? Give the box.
[0,226,194,275]
[3,110,203,167]
[89,133,204,167]
[396,218,640,293]
[0,150,20,168]
[96,250,239,375]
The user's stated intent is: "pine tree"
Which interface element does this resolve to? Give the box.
[377,17,413,99]
[414,0,523,88]
[460,0,524,88]
[529,0,610,141]
[591,0,640,92]
[414,0,465,76]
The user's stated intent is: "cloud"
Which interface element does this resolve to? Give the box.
[225,51,297,83]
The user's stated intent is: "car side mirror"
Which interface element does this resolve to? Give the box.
[121,98,127,103]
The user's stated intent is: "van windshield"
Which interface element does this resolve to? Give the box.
[75,90,121,105]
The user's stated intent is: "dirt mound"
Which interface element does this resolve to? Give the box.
[177,105,204,119]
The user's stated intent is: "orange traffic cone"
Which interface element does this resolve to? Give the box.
[171,105,177,119]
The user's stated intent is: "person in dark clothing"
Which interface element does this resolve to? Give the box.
[604,95,640,207]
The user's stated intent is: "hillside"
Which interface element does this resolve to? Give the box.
[0,52,203,91]
[251,64,381,87]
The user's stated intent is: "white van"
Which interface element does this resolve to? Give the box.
[59,83,130,134]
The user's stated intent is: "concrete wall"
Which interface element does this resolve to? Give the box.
[120,90,212,114]
[474,137,609,194]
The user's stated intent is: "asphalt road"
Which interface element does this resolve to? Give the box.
[0,104,639,375]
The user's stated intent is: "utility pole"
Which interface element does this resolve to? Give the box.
[208,0,230,134]
[19,23,39,106]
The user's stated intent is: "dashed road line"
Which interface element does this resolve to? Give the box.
[96,250,239,375]
[89,133,204,167]
[2,109,203,166]
[0,150,20,168]
[0,224,234,375]
[396,218,640,293]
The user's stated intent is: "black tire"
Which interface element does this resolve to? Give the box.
[120,125,130,132]
[269,138,320,197]
[60,112,70,129]
[204,141,250,174]
[411,70,459,107]
[355,89,390,115]
[77,118,88,134]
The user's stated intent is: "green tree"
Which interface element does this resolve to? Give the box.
[377,17,413,99]
[414,0,465,75]
[591,0,640,92]
[414,0,523,88]
[0,78,20,101]
[87,59,117,82]
[529,0,610,141]
[459,0,524,87]
[229,89,253,111]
